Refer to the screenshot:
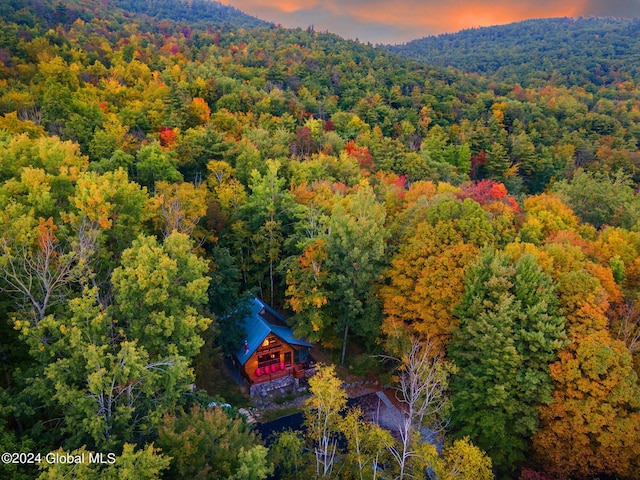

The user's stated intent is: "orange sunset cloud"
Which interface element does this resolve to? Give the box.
[218,0,640,43]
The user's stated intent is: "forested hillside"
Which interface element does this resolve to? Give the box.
[387,17,640,87]
[1,0,267,30]
[0,1,639,478]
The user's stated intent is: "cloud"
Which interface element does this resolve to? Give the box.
[284,8,405,44]
[221,0,406,42]
[220,0,640,43]
[345,0,584,39]
[581,0,640,17]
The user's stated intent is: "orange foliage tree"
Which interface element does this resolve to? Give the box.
[532,246,640,478]
[380,221,478,354]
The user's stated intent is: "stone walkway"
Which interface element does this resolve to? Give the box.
[347,391,405,437]
[375,391,405,434]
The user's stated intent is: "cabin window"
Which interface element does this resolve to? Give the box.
[258,352,280,368]
[257,334,281,352]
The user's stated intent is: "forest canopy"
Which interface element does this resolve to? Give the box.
[0,1,639,478]
[387,17,640,88]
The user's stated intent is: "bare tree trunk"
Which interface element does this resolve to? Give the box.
[269,257,274,306]
[341,323,349,366]
[383,337,450,479]
[614,302,640,355]
[0,237,77,326]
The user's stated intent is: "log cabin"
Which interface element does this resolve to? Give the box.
[233,296,314,395]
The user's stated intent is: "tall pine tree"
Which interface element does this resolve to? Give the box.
[448,250,565,473]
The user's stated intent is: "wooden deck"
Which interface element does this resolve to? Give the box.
[244,364,312,385]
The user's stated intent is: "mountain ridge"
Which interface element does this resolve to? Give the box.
[0,0,269,31]
[385,16,640,87]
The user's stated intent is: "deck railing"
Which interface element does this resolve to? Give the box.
[243,364,315,385]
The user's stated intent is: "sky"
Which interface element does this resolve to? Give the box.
[218,0,640,44]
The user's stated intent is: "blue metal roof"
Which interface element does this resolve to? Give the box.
[234,297,313,366]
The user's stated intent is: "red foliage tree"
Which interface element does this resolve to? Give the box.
[159,127,177,148]
[458,179,519,213]
[344,140,374,172]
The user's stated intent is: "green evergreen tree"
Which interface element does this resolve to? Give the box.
[326,185,388,365]
[485,143,510,180]
[135,142,183,188]
[448,250,565,473]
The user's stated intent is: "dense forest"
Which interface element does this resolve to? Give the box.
[387,17,640,88]
[0,0,639,478]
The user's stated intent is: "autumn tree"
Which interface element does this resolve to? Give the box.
[111,232,211,359]
[533,331,640,478]
[287,363,394,479]
[152,180,209,239]
[340,408,392,480]
[381,194,500,354]
[304,364,347,478]
[0,216,86,327]
[286,183,383,357]
[609,302,640,358]
[285,238,333,345]
[67,168,151,282]
[37,443,170,480]
[532,255,640,479]
[518,193,580,245]
[0,133,88,186]
[430,437,494,480]
[380,221,478,354]
[0,135,89,242]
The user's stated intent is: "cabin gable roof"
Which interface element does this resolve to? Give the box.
[234,296,312,366]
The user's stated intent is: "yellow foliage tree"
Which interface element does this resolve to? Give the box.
[152,180,209,239]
